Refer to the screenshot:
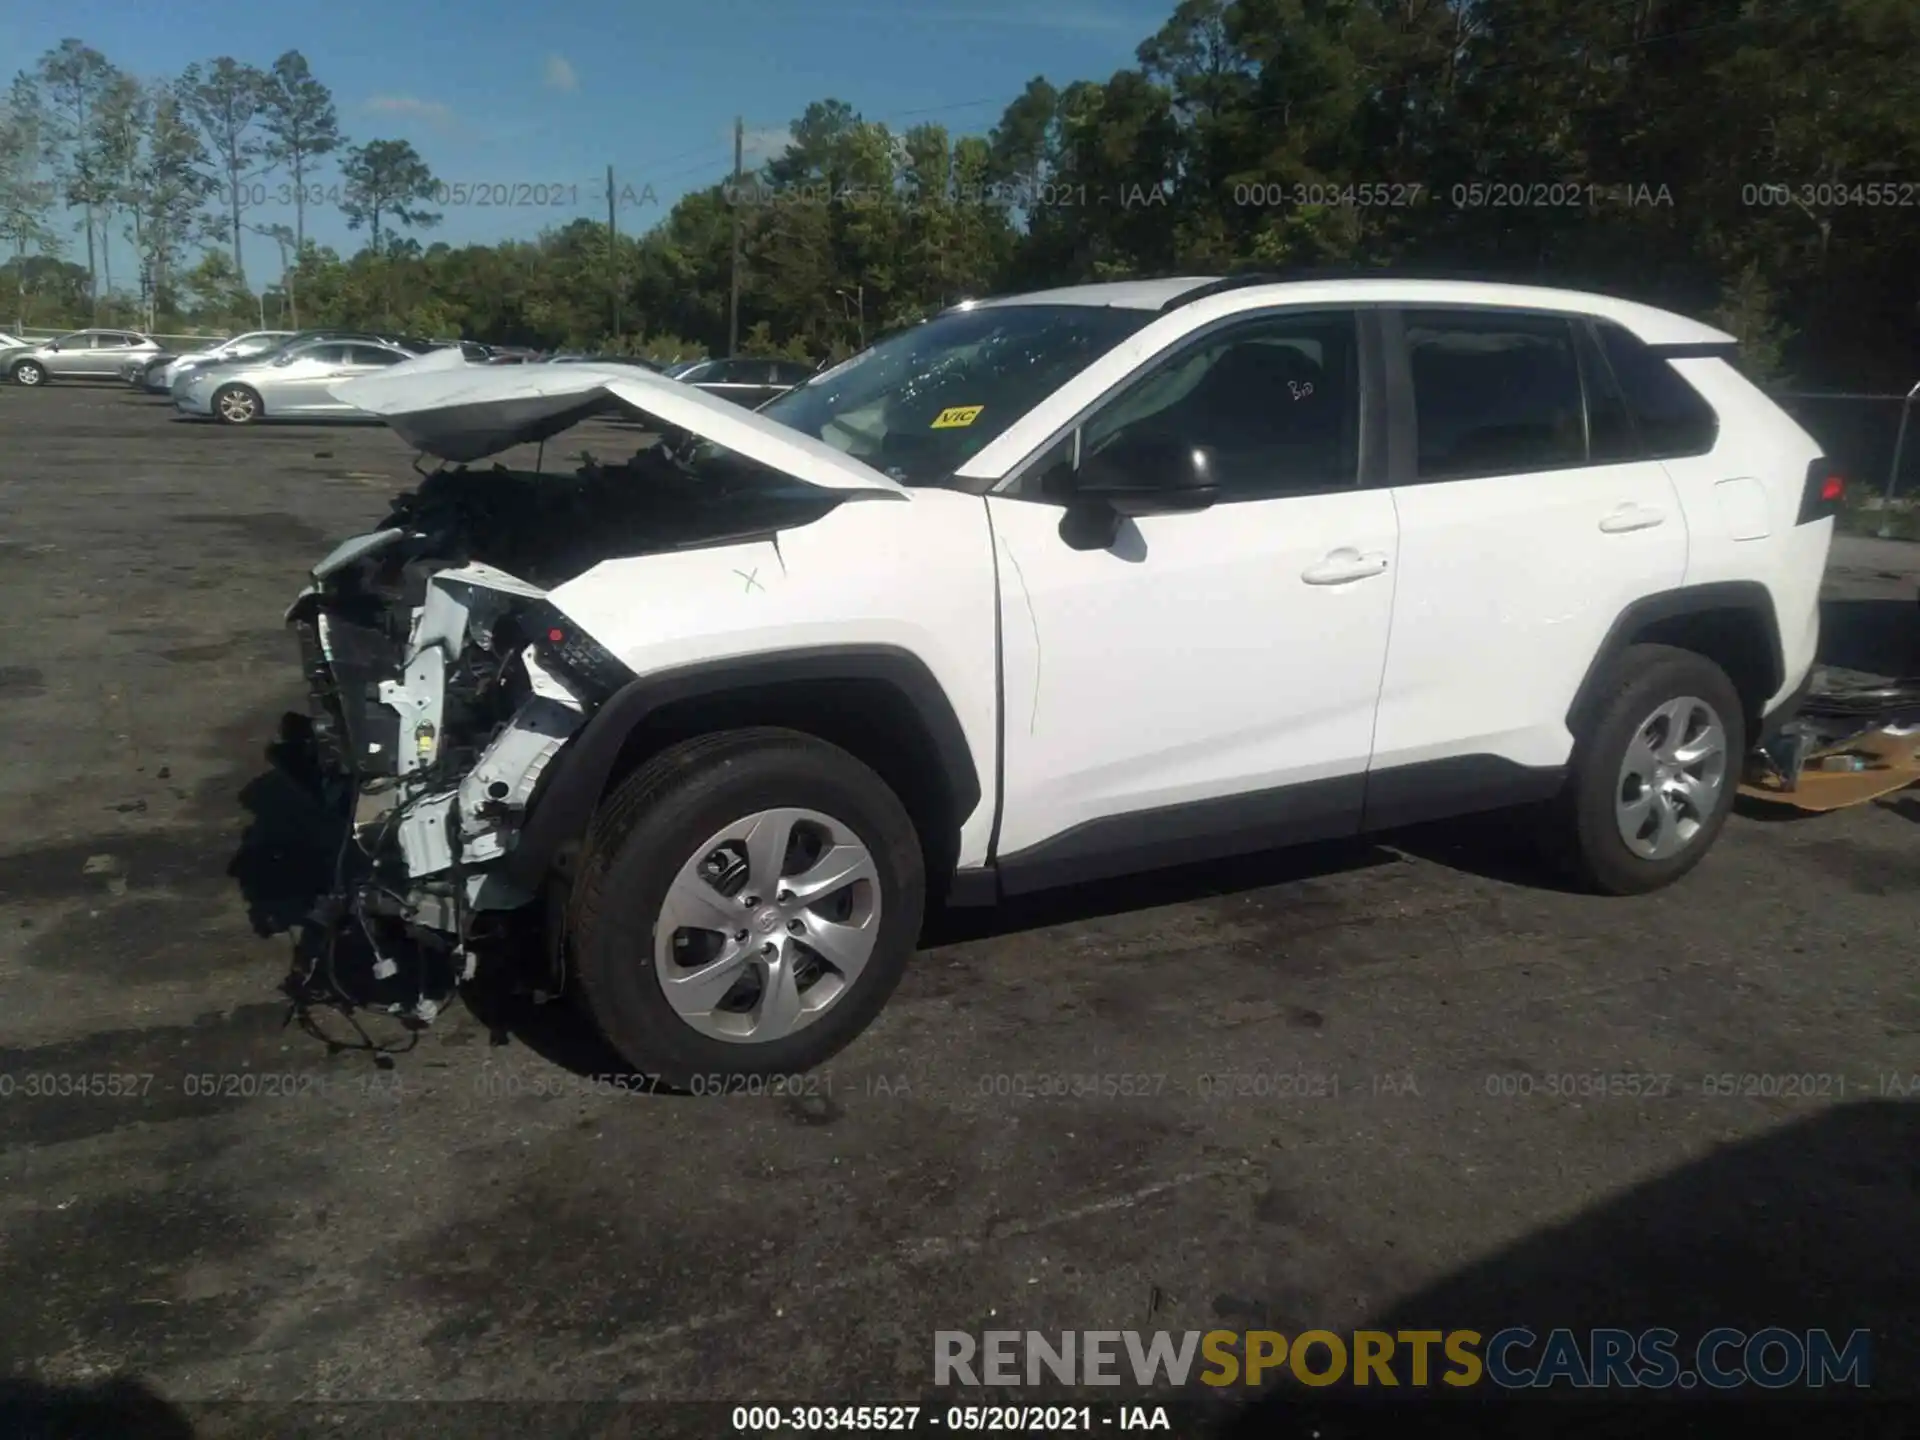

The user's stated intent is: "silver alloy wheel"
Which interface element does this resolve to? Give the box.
[217,386,258,423]
[14,362,43,386]
[654,806,881,1043]
[1614,694,1729,860]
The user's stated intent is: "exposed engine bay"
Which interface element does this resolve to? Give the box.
[282,441,843,1018]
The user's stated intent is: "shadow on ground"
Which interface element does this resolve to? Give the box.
[1819,596,1919,678]
[224,719,1593,1081]
[1216,1101,1917,1437]
[0,1376,196,1440]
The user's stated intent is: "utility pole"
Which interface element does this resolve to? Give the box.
[729,114,743,356]
[607,164,621,342]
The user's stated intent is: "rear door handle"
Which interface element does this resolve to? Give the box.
[1302,548,1390,585]
[1599,503,1666,534]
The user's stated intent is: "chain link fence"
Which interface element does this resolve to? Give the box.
[1771,384,1920,539]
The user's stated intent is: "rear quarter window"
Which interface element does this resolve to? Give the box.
[1596,323,1720,458]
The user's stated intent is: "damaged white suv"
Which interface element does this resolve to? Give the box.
[287,274,1838,1083]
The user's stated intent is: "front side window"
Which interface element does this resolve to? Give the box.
[350,345,403,367]
[1073,311,1361,499]
[1404,311,1585,480]
[756,303,1153,487]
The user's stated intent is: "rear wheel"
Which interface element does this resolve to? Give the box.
[568,728,924,1086]
[11,360,46,387]
[1559,643,1744,895]
[213,383,261,424]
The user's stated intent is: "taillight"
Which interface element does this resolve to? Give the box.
[1798,458,1846,524]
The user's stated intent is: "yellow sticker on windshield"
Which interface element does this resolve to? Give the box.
[931,405,985,429]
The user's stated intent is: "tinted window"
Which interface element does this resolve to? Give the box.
[350,345,403,366]
[1080,311,1361,499]
[56,333,96,349]
[770,361,814,385]
[1575,322,1636,463]
[1405,311,1585,479]
[301,344,350,365]
[1596,323,1719,457]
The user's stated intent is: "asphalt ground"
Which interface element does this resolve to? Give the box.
[0,382,1916,1437]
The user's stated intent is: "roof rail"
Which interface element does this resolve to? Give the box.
[1157,272,1297,312]
[1157,264,1595,312]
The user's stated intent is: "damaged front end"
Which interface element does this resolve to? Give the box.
[276,356,911,1020]
[284,530,617,1017]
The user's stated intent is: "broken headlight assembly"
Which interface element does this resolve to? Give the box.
[515,599,635,700]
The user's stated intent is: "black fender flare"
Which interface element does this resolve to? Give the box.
[1564,580,1785,739]
[503,644,982,890]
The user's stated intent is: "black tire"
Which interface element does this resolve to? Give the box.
[1558,643,1746,895]
[212,383,262,425]
[11,360,46,387]
[568,727,924,1085]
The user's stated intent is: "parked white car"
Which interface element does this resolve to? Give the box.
[285,274,1836,1083]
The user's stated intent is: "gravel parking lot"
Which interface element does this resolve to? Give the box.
[1,385,1916,1432]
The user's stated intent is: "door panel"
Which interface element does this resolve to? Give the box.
[990,490,1399,869]
[1370,309,1688,777]
[988,307,1397,879]
[48,335,94,376]
[80,335,130,375]
[259,347,347,414]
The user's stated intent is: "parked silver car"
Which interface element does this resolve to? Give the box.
[145,330,295,393]
[174,337,416,423]
[6,329,162,385]
[667,356,815,407]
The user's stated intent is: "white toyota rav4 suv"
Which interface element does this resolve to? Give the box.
[285,274,1838,1083]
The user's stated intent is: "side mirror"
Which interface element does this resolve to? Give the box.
[1056,434,1219,550]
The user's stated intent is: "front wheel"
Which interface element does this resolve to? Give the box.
[213,383,262,424]
[568,728,925,1085]
[1558,643,1745,895]
[11,360,46,387]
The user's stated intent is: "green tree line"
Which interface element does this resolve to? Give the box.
[5,0,1918,384]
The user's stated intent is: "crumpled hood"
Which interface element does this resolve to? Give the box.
[331,354,911,498]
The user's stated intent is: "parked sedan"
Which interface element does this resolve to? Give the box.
[666,356,815,407]
[174,337,416,424]
[146,330,295,392]
[6,329,162,385]
[550,353,663,371]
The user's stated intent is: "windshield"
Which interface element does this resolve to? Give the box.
[754,304,1152,486]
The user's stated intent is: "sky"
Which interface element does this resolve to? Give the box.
[3,0,1170,287]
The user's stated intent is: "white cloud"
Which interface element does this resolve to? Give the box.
[362,95,458,131]
[543,54,578,93]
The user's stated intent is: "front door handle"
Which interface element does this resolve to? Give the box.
[1599,503,1667,534]
[1302,548,1390,585]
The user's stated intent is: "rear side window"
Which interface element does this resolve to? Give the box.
[1404,311,1586,480]
[1595,323,1719,458]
